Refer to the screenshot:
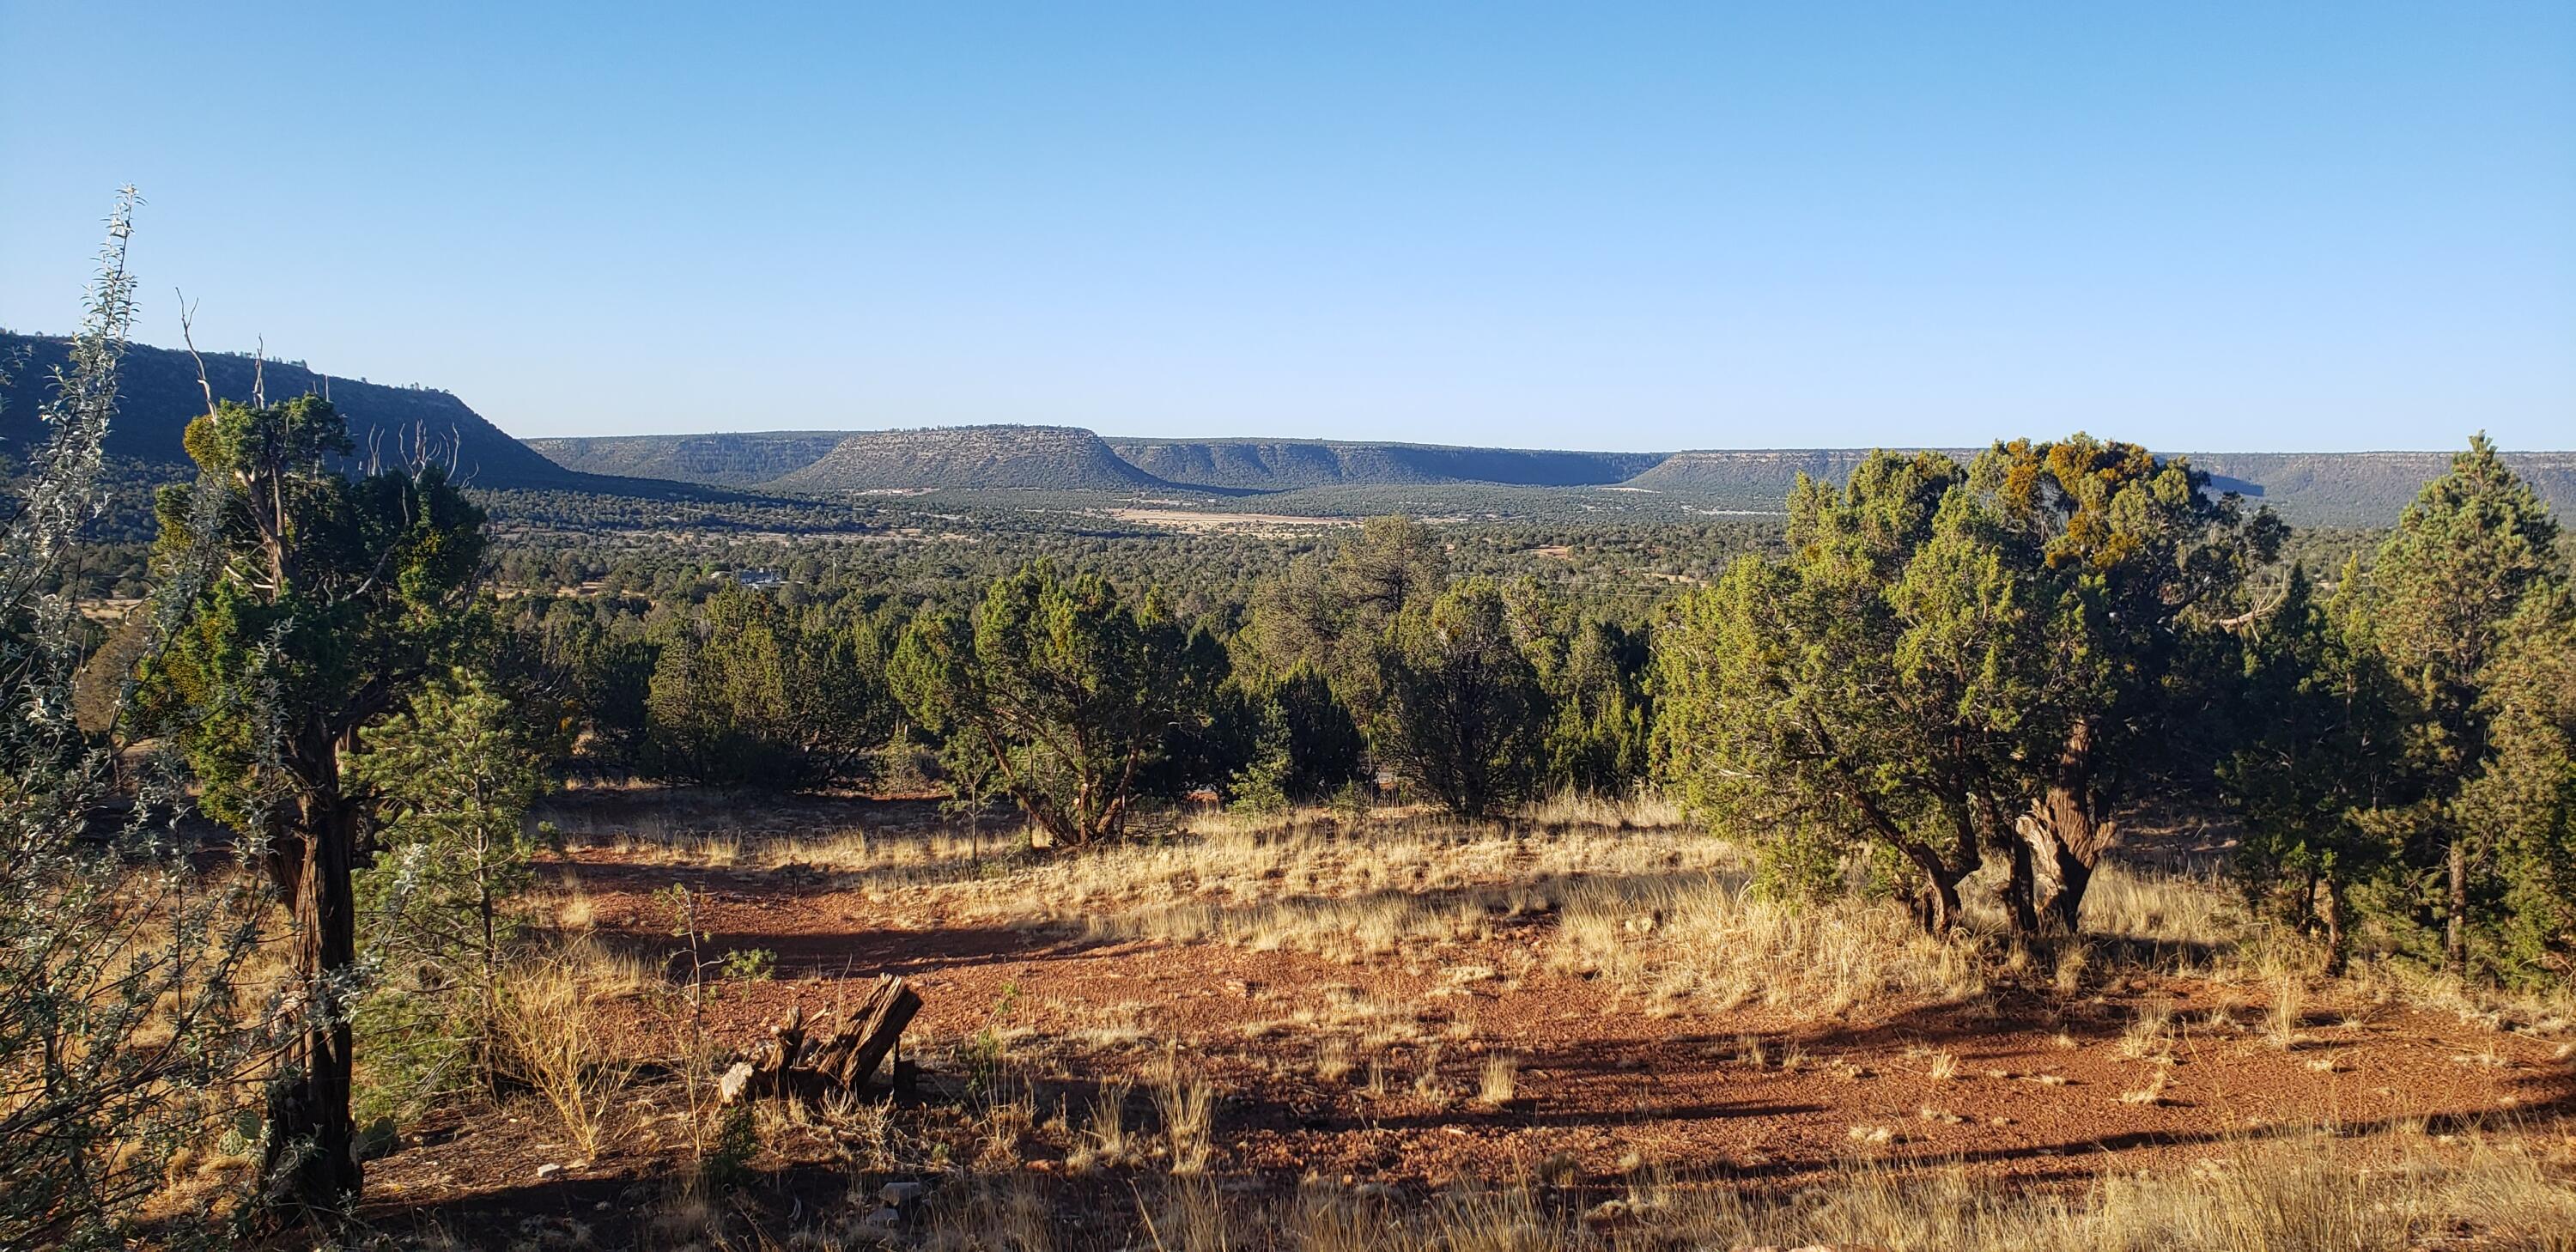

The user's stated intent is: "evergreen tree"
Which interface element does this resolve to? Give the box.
[1370,579,1547,821]
[346,671,547,1118]
[1656,452,2006,931]
[639,584,889,791]
[890,562,1227,843]
[137,393,485,1219]
[2362,435,2563,975]
[2457,586,2576,985]
[2220,564,2415,971]
[1963,435,2281,928]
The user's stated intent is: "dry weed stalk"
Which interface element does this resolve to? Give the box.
[490,957,635,1159]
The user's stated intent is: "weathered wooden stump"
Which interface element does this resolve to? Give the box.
[719,974,921,1106]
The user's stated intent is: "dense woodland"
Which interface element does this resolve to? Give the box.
[7,203,2575,1247]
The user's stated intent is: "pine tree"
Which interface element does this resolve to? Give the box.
[2364,435,2562,975]
[347,671,547,1117]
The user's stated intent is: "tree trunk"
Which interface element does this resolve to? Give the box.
[2000,833,2040,937]
[261,783,361,1223]
[2318,873,2348,977]
[1894,843,1966,933]
[2026,718,2116,933]
[2445,833,2468,975]
[2045,839,2093,933]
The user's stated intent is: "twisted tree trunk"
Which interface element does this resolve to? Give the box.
[260,765,362,1222]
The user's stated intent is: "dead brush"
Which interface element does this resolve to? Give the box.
[2266,972,2307,1050]
[1066,1079,1135,1174]
[2120,998,2179,1062]
[1315,1037,1355,1085]
[1411,1044,1455,1109]
[489,955,635,1160]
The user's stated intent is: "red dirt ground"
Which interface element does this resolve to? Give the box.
[357,794,2576,1245]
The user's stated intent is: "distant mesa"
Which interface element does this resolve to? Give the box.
[1104,438,1666,490]
[526,432,849,489]
[0,332,727,501]
[6,332,2566,526]
[764,425,1172,493]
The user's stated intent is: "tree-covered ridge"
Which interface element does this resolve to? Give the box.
[525,431,853,487]
[0,331,736,499]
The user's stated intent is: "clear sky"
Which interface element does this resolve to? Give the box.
[3,3,2570,452]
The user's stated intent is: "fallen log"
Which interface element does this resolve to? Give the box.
[720,974,920,1107]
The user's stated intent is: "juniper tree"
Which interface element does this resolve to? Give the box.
[1656,451,2009,931]
[2220,563,2415,971]
[2454,585,2576,986]
[1370,579,1547,821]
[137,391,486,1220]
[890,562,1226,844]
[1507,585,1652,797]
[1963,435,2281,929]
[641,582,890,791]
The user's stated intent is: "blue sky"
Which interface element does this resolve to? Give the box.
[3,3,2569,451]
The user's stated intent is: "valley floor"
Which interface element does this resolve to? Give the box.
[355,793,2576,1250]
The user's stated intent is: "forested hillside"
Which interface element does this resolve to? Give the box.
[0,332,714,498]
[2190,450,2576,526]
[526,432,851,487]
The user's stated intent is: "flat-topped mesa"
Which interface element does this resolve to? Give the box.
[1105,438,1667,489]
[767,424,1174,493]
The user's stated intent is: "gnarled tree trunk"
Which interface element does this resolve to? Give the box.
[2020,719,2117,933]
[261,766,362,1222]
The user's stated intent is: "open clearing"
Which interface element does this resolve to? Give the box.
[348,793,2576,1249]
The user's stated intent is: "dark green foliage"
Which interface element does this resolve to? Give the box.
[638,583,892,792]
[1964,435,2281,928]
[2458,586,2576,984]
[1509,586,1653,796]
[135,391,487,1218]
[1369,580,1547,821]
[2221,565,2414,970]
[348,672,548,1121]
[1656,451,2005,931]
[489,593,657,775]
[1245,514,1452,720]
[890,562,1228,843]
[2358,435,2567,979]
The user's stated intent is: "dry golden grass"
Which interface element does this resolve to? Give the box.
[489,956,635,1160]
[872,1125,2576,1252]
[1150,1050,1215,1176]
[1474,1052,1519,1109]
